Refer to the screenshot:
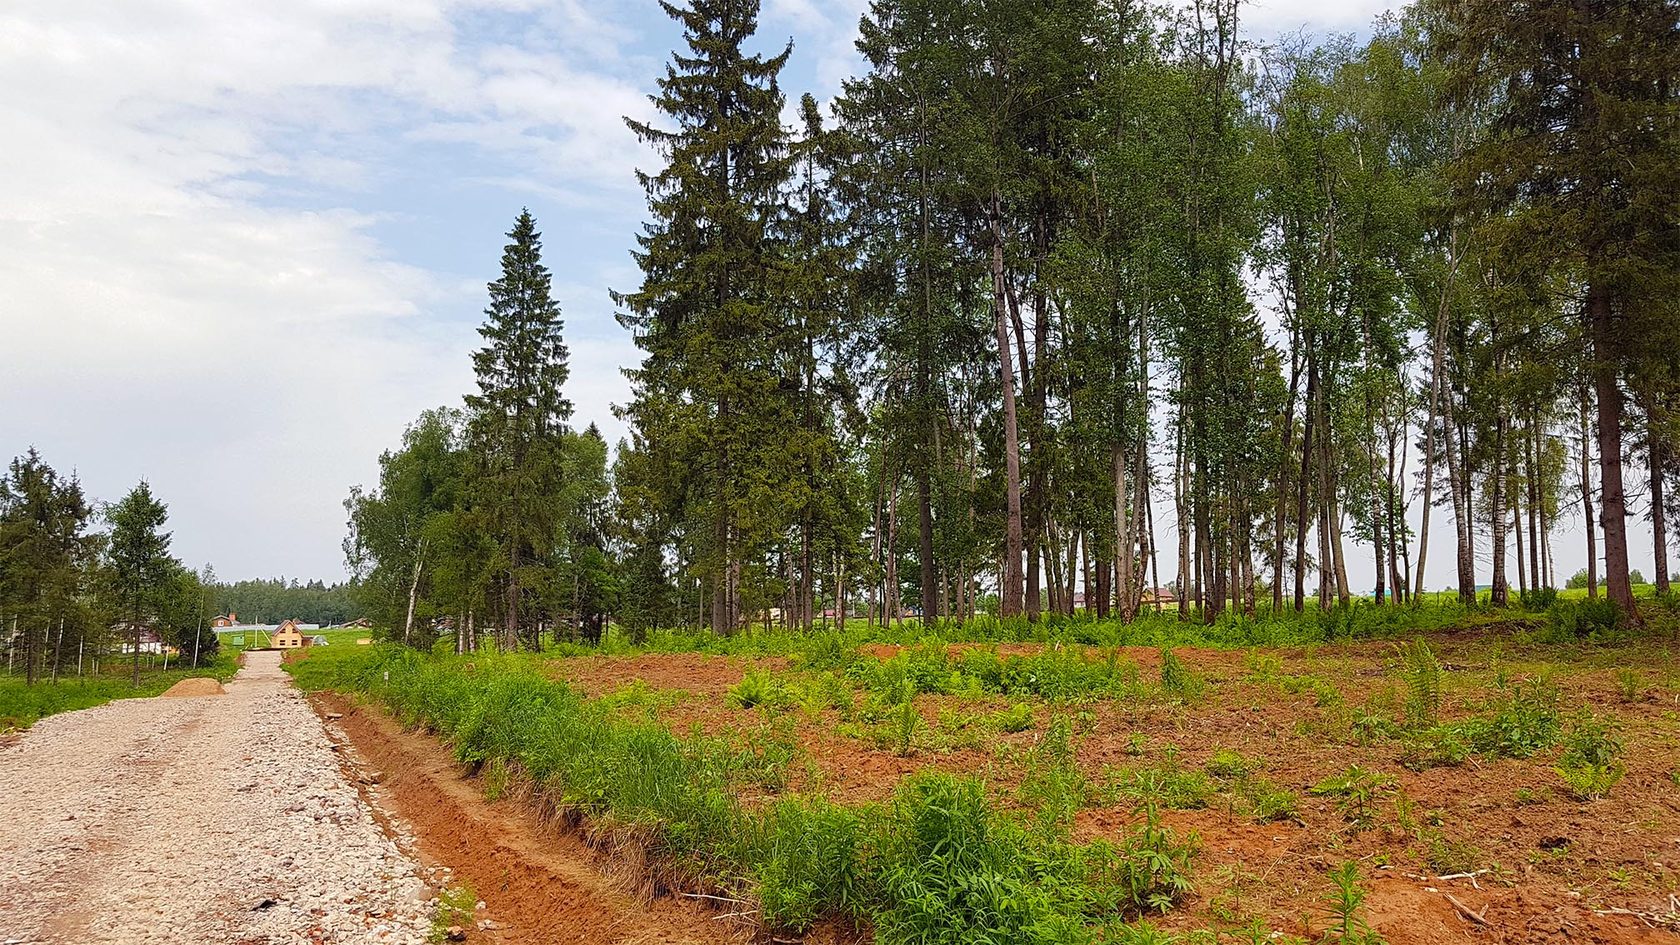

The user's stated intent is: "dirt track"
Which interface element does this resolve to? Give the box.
[0,650,431,945]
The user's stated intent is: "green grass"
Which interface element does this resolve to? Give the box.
[0,650,241,730]
[289,644,1207,942]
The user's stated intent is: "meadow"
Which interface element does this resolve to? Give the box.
[288,596,1680,944]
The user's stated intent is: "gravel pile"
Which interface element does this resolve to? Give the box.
[0,650,433,944]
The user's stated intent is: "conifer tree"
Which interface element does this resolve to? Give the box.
[106,481,171,686]
[615,0,796,634]
[466,209,572,648]
[0,449,92,684]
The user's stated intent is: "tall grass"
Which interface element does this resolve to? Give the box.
[291,645,1198,941]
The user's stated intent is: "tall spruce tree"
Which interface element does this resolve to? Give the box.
[615,0,795,634]
[106,481,171,686]
[465,209,573,649]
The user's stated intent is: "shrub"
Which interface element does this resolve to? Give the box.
[1521,587,1559,611]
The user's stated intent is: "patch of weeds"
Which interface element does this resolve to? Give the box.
[727,669,791,711]
[1103,761,1215,811]
[1311,765,1397,830]
[1464,675,1561,758]
[1349,705,1401,746]
[1123,732,1151,756]
[1397,724,1471,772]
[1555,711,1624,801]
[789,671,854,714]
[1512,786,1549,806]
[1614,668,1641,704]
[1320,861,1386,944]
[991,702,1035,733]
[1544,598,1625,641]
[1424,829,1483,875]
[481,756,512,801]
[890,681,921,757]
[1206,748,1263,780]
[427,882,477,945]
[1098,806,1200,915]
[1236,777,1300,823]
[1158,647,1206,702]
[754,796,866,931]
[1019,716,1089,828]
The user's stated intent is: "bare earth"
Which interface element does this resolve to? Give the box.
[0,650,432,945]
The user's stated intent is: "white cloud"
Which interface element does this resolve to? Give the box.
[0,0,644,579]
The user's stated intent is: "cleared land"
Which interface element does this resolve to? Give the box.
[291,611,1680,945]
[0,650,432,945]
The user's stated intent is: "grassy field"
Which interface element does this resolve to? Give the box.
[288,597,1680,944]
[0,648,242,731]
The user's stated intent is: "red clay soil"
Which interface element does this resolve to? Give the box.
[542,641,1680,943]
[314,691,746,945]
[556,652,790,698]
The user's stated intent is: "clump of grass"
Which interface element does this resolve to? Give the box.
[1397,724,1471,772]
[1103,762,1215,811]
[427,882,477,945]
[754,796,867,931]
[890,681,920,756]
[1206,748,1263,780]
[1614,668,1641,704]
[1236,777,1300,823]
[1019,716,1088,828]
[1555,711,1624,801]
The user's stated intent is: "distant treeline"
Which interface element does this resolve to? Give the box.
[211,578,361,626]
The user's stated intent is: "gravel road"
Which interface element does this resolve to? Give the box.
[0,650,433,945]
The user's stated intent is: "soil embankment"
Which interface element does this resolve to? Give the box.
[316,691,745,945]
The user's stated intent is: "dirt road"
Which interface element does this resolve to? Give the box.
[0,650,432,945]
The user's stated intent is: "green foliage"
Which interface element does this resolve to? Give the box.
[1554,712,1624,801]
[1310,766,1396,829]
[1395,639,1442,729]
[1320,862,1385,944]
[1019,717,1088,828]
[1102,763,1215,812]
[1462,676,1562,758]
[1157,648,1204,701]
[427,882,477,945]
[1205,749,1263,780]
[754,797,867,930]
[992,702,1036,733]
[728,669,791,711]
[1544,599,1624,641]
[1613,668,1641,704]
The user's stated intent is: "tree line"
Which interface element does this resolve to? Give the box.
[349,0,1680,647]
[0,452,219,683]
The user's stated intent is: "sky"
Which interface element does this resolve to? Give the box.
[0,0,1658,590]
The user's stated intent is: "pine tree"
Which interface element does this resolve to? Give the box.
[615,0,796,634]
[466,209,572,648]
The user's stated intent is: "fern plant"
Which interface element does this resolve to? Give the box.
[1396,638,1442,729]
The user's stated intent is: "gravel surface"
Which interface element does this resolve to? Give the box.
[0,650,433,945]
